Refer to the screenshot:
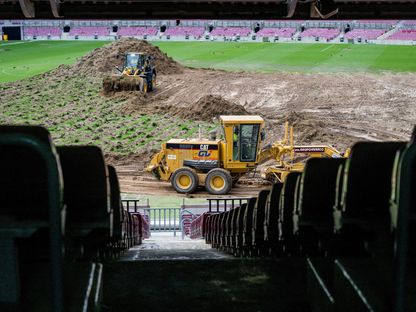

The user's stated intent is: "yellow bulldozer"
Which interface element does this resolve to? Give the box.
[103,52,157,93]
[146,115,349,195]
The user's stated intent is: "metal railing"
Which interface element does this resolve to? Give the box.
[121,200,181,235]
[206,197,252,212]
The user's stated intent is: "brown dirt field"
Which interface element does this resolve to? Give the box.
[109,68,415,195]
[6,39,415,196]
[85,39,415,195]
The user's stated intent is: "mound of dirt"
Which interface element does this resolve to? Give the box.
[72,38,184,75]
[174,95,249,121]
[277,111,327,142]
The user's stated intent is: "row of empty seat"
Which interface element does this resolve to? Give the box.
[0,125,149,311]
[191,134,416,311]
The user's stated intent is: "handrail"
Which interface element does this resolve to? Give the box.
[180,209,196,239]
[395,141,416,312]
[0,133,64,312]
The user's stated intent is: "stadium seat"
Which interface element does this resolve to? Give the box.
[108,165,125,256]
[219,210,229,249]
[294,158,346,256]
[0,126,64,310]
[229,205,242,255]
[332,141,410,312]
[252,189,270,256]
[225,209,235,252]
[242,197,257,256]
[57,145,113,260]
[279,172,302,255]
[338,141,406,256]
[393,135,416,312]
[295,158,345,312]
[234,203,248,256]
[264,183,284,256]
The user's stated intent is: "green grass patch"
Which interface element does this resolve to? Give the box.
[153,41,416,73]
[1,41,416,85]
[0,40,109,83]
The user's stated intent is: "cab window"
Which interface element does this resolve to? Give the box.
[240,124,260,162]
[232,125,240,161]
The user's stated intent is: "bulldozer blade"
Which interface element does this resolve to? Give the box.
[102,76,143,93]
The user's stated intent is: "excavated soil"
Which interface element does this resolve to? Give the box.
[4,39,415,196]
[111,66,416,195]
[73,37,184,75]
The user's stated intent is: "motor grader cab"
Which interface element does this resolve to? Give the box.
[102,52,157,93]
[146,115,265,195]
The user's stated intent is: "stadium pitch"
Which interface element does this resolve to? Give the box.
[1,40,416,83]
[0,38,414,196]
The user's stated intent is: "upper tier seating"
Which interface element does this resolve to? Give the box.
[68,27,110,36]
[24,26,62,36]
[256,27,296,38]
[117,26,158,36]
[344,29,386,40]
[210,27,251,36]
[387,29,416,40]
[301,28,340,40]
[165,26,205,36]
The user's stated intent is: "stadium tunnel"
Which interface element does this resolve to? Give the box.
[1,26,21,40]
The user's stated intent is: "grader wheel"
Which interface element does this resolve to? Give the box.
[171,167,199,194]
[205,168,233,195]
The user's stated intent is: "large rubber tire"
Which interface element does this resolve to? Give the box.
[205,168,233,195]
[148,73,156,92]
[140,79,148,93]
[171,167,199,194]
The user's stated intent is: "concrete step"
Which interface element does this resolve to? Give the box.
[103,258,309,312]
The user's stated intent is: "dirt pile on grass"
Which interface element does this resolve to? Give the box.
[72,38,184,75]
[173,95,249,121]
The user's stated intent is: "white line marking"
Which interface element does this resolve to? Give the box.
[0,41,32,46]
[320,44,334,52]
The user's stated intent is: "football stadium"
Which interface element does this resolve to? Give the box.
[0,1,416,311]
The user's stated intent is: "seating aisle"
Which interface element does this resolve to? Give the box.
[120,232,233,260]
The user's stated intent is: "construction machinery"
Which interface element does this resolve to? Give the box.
[146,115,349,195]
[103,52,156,93]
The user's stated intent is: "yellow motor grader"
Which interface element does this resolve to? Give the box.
[103,52,157,93]
[146,115,349,195]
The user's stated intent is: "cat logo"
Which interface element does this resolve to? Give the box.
[198,150,211,157]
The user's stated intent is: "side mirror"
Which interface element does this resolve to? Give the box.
[261,129,266,141]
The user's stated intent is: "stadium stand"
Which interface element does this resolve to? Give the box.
[193,135,416,311]
[117,26,158,36]
[1,122,416,310]
[165,26,205,37]
[210,27,252,37]
[0,126,149,311]
[256,27,296,38]
[343,28,387,40]
[24,26,61,37]
[68,26,110,37]
[300,28,340,40]
[387,29,416,40]
[4,19,416,43]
